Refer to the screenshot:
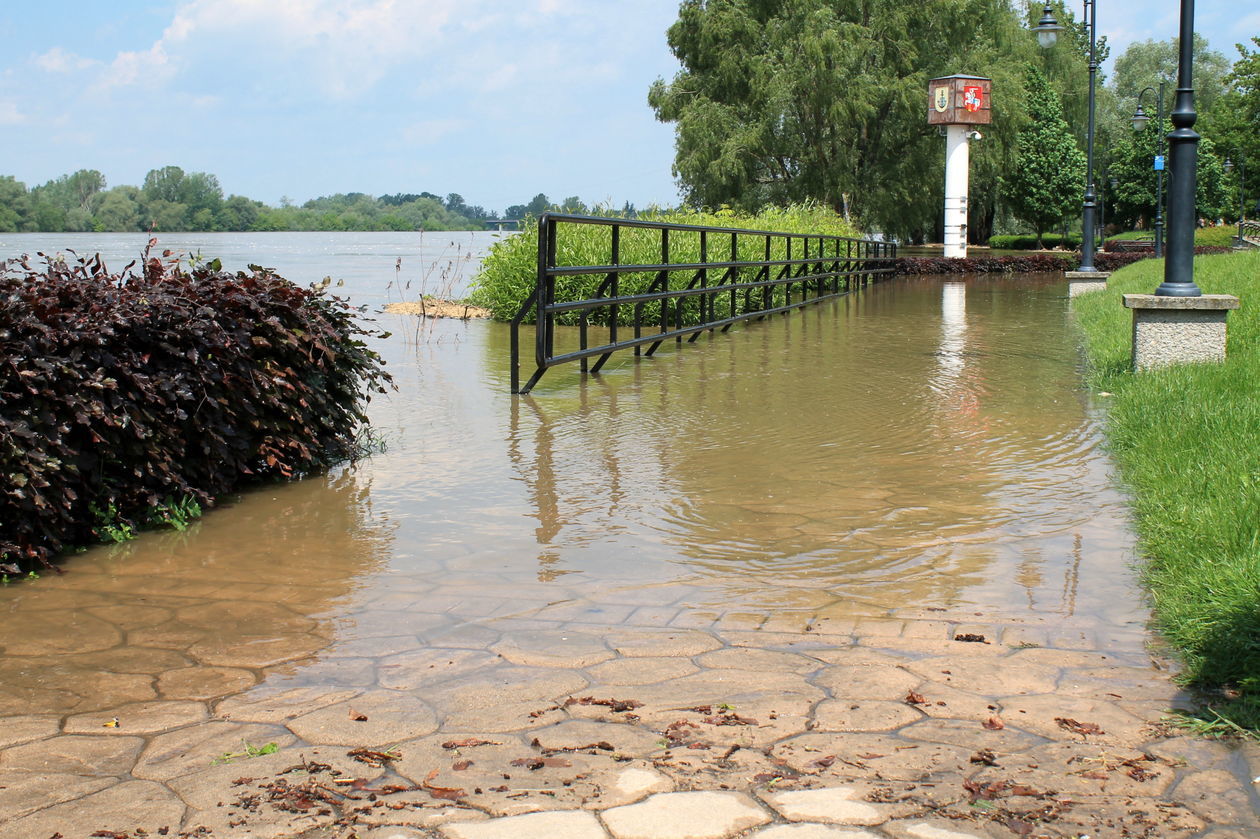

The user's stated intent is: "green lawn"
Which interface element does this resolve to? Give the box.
[1073,250,1260,732]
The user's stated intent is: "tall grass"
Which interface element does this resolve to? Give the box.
[467,204,863,323]
[1073,250,1260,727]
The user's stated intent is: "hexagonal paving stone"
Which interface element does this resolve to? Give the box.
[0,779,185,839]
[285,690,438,746]
[0,770,115,822]
[377,648,503,690]
[880,820,989,839]
[0,715,61,750]
[750,827,881,839]
[131,721,296,781]
[1172,769,1260,828]
[759,786,887,826]
[897,718,1043,753]
[598,766,674,808]
[602,791,771,839]
[64,700,209,735]
[423,665,590,714]
[813,700,923,733]
[491,630,614,668]
[606,630,723,658]
[187,632,328,668]
[970,741,1176,797]
[158,665,258,700]
[215,685,363,723]
[439,809,608,839]
[0,734,144,776]
[815,665,923,701]
[584,657,701,687]
[903,657,1059,697]
[997,693,1150,746]
[695,647,821,673]
[529,719,664,757]
[0,610,123,655]
[775,733,973,782]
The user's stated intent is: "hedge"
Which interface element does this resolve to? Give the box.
[0,244,391,568]
[987,233,1082,250]
[892,247,1230,275]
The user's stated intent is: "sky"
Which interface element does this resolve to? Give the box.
[1,1,1256,215]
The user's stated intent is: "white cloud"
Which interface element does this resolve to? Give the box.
[34,47,97,73]
[402,117,466,144]
[0,101,27,125]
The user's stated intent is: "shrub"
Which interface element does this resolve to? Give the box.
[1195,225,1239,248]
[987,233,1082,250]
[893,253,1072,274]
[468,204,864,323]
[0,244,391,568]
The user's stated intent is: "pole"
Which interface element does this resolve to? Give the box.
[1157,0,1203,296]
[1238,156,1247,247]
[1155,83,1166,257]
[944,124,970,258]
[1078,0,1100,272]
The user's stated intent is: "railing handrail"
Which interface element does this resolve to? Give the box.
[510,213,896,393]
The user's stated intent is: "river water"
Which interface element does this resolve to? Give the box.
[0,232,1146,718]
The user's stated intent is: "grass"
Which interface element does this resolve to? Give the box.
[467,203,862,323]
[1073,249,1260,732]
[1105,227,1238,247]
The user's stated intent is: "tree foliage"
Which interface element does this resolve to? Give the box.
[1004,66,1085,241]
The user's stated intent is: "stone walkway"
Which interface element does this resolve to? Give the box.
[2,594,1258,839]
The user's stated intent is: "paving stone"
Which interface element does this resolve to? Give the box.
[426,623,503,650]
[64,699,209,735]
[1056,665,1181,701]
[0,779,185,839]
[440,809,608,838]
[856,637,1007,659]
[187,631,328,668]
[383,646,519,696]
[597,766,674,808]
[176,599,318,633]
[620,668,822,714]
[63,645,191,675]
[356,809,489,833]
[815,665,922,700]
[759,786,887,825]
[880,820,990,839]
[492,630,615,668]
[775,733,972,782]
[215,685,363,723]
[900,621,951,640]
[132,720,296,781]
[719,630,841,651]
[607,629,723,657]
[324,633,426,658]
[285,689,439,746]
[0,734,144,776]
[1144,735,1236,770]
[813,700,923,732]
[904,658,1059,696]
[997,693,1150,746]
[897,718,1043,753]
[88,602,177,630]
[601,791,770,839]
[0,770,115,822]
[1173,769,1260,827]
[749,826,881,839]
[424,665,590,713]
[584,657,701,686]
[811,648,912,667]
[442,698,568,732]
[970,741,1176,797]
[639,693,815,749]
[696,647,821,673]
[853,618,905,638]
[1,610,123,655]
[0,714,61,749]
[157,665,258,700]
[530,719,664,757]
[898,682,997,722]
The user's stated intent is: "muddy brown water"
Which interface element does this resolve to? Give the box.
[0,272,1150,717]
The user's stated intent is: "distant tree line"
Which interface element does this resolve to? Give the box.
[0,166,626,233]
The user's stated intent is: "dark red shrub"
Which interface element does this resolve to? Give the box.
[1,244,391,568]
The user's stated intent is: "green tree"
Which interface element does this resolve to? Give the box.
[142,166,186,203]
[0,176,29,232]
[1005,66,1086,244]
[648,0,1047,240]
[1112,35,1231,120]
[93,186,141,231]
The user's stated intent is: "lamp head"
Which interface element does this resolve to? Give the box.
[1224,158,1234,174]
[1034,4,1064,48]
[1130,105,1150,131]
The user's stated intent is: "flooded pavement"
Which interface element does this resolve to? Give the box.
[2,273,1258,838]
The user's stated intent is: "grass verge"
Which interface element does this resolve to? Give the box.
[1073,249,1260,732]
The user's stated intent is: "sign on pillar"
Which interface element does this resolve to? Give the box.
[928,75,992,259]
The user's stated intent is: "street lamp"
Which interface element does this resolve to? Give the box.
[1224,155,1246,248]
[1036,2,1100,273]
[1131,83,1167,257]
[1156,0,1203,296]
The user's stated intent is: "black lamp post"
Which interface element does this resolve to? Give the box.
[1034,2,1100,273]
[1224,155,1246,247]
[1131,83,1167,257]
[1155,0,1203,296]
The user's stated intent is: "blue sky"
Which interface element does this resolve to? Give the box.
[1,1,1255,215]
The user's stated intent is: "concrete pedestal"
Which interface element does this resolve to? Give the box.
[1122,294,1241,371]
[1066,271,1110,297]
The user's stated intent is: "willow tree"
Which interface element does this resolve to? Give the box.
[648,0,1053,240]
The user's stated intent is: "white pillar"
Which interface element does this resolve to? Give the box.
[944,124,970,259]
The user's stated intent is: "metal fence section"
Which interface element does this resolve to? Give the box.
[510,213,897,393]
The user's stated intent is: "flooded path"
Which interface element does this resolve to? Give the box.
[2,272,1257,838]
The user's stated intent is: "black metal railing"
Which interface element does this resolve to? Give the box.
[510,213,896,393]
[1240,220,1260,247]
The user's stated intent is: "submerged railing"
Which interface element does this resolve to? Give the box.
[510,213,896,393]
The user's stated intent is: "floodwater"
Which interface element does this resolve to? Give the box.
[0,233,1147,721]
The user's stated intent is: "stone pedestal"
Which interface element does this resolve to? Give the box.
[1066,271,1110,297]
[1123,294,1241,371]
